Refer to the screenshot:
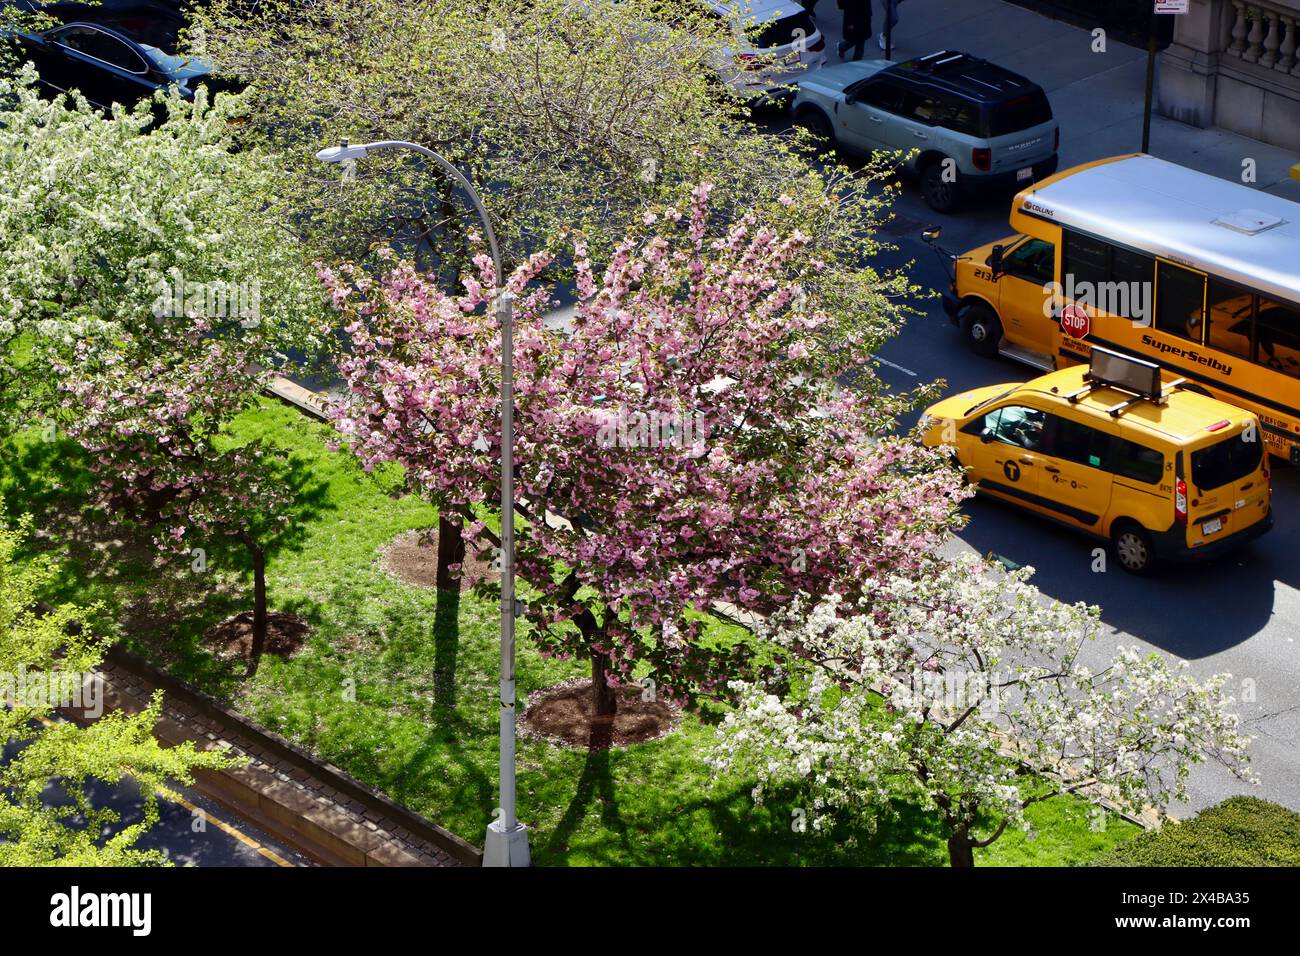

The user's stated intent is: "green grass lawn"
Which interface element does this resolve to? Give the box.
[0,398,1141,865]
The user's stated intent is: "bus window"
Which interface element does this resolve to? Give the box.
[1111,245,1155,287]
[1063,231,1108,288]
[1001,238,1055,285]
[1255,298,1300,378]
[1111,247,1155,324]
[1155,261,1206,343]
[1205,279,1254,362]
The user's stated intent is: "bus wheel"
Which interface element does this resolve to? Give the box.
[961,304,1001,357]
[1112,522,1156,575]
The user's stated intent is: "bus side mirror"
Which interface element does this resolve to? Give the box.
[988,245,1005,275]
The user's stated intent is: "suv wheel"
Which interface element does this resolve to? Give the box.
[1112,523,1156,575]
[921,159,961,213]
[961,304,1001,357]
[795,108,836,151]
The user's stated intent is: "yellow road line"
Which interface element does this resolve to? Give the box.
[156,786,295,868]
[32,713,296,867]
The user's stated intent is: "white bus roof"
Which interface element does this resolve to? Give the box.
[1017,154,1300,305]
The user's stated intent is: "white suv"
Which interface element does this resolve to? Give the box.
[791,50,1058,211]
[709,0,827,103]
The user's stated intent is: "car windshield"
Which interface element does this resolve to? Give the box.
[982,90,1052,136]
[1191,431,1261,491]
[138,43,210,78]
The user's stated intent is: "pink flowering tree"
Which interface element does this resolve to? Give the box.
[53,323,295,674]
[324,184,966,716]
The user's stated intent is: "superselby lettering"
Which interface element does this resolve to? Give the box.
[1141,334,1233,375]
[49,887,152,937]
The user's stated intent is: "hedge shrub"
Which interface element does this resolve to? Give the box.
[1095,797,1300,866]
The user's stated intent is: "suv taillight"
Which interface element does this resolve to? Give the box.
[972,147,991,172]
[808,36,825,53]
[1175,478,1188,524]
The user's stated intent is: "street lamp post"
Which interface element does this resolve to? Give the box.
[316,140,530,867]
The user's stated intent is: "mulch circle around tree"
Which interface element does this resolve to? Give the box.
[203,611,312,662]
[520,678,682,751]
[379,528,495,590]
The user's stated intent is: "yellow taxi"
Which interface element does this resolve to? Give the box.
[920,348,1273,573]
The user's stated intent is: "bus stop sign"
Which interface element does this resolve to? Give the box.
[1061,302,1090,339]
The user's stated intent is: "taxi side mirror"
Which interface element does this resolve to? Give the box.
[980,428,996,443]
[922,226,942,244]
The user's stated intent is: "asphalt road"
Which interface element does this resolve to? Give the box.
[2,734,309,866]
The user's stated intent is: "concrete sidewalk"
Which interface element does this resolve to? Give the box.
[809,0,1300,200]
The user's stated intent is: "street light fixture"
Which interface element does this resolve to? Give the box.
[316,139,530,867]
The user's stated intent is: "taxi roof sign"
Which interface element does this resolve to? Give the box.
[1087,347,1162,401]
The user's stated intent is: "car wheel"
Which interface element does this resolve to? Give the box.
[960,304,1002,357]
[921,159,961,213]
[1112,522,1156,575]
[795,108,836,151]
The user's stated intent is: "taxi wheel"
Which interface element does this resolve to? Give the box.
[961,305,1002,357]
[1112,523,1156,575]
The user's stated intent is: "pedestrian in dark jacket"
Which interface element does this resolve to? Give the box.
[837,0,872,61]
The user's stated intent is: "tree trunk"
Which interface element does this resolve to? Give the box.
[591,650,618,717]
[947,832,976,868]
[247,543,268,677]
[436,513,465,592]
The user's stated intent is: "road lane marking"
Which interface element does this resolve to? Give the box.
[869,353,918,377]
[156,786,295,868]
[33,715,296,867]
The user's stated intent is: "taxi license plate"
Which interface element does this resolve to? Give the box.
[1202,517,1223,535]
[1017,167,1034,182]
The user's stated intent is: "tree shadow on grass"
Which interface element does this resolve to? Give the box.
[0,431,335,702]
[539,722,637,862]
[433,585,460,708]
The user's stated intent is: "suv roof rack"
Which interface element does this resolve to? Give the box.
[1060,347,1187,418]
[897,50,1033,101]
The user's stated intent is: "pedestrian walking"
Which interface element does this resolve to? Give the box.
[878,0,903,51]
[837,0,872,62]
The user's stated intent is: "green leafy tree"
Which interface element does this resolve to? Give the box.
[0,516,232,866]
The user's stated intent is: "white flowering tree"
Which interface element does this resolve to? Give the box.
[0,69,326,430]
[710,555,1255,866]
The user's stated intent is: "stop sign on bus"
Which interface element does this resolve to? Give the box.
[1061,303,1090,339]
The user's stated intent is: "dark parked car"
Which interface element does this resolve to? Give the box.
[11,17,230,110]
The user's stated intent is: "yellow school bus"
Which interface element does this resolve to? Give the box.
[938,153,1300,461]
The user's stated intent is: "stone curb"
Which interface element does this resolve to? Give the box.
[93,644,483,867]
